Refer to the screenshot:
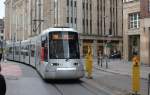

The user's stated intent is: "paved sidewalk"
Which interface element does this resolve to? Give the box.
[94,59,150,80]
[0,61,22,78]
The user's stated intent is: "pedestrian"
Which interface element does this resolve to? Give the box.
[97,51,102,67]
[0,53,2,62]
[0,65,6,95]
[0,47,3,62]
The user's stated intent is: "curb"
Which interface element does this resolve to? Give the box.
[94,66,148,80]
[81,78,129,95]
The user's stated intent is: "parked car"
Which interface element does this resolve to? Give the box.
[109,51,121,59]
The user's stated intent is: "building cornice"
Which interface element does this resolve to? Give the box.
[12,0,23,8]
[4,0,11,5]
[80,34,122,41]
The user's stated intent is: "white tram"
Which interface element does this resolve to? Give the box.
[6,27,84,79]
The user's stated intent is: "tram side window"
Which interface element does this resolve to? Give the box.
[31,45,35,57]
[9,47,12,53]
[15,47,18,55]
[25,46,29,56]
[41,36,48,62]
[16,46,19,55]
[21,47,24,55]
[14,47,17,55]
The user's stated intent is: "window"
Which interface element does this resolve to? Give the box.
[71,17,73,23]
[41,36,48,62]
[74,1,76,7]
[1,30,3,33]
[67,17,69,23]
[67,0,69,6]
[75,18,77,24]
[25,46,29,56]
[83,19,85,26]
[86,3,88,10]
[149,0,150,12]
[83,2,85,9]
[30,45,35,57]
[128,13,140,29]
[86,19,88,26]
[71,0,73,7]
[90,19,92,34]
[49,32,80,59]
[90,4,92,11]
[123,0,134,3]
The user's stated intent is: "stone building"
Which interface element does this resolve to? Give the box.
[0,19,4,41]
[5,0,123,58]
[123,0,140,61]
[4,0,32,41]
[123,0,150,65]
[140,0,150,65]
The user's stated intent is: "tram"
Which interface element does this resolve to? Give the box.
[6,27,84,79]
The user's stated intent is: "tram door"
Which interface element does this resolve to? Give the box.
[41,36,48,63]
[40,35,48,75]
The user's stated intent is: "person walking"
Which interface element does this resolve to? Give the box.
[0,65,6,95]
[0,53,2,62]
[0,46,3,62]
[97,51,103,67]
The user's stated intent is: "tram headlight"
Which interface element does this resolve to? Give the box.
[73,63,79,66]
[50,63,59,66]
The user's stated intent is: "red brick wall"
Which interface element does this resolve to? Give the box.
[140,0,150,18]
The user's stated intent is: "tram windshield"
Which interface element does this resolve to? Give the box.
[49,32,80,59]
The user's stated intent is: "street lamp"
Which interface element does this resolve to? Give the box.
[32,0,44,35]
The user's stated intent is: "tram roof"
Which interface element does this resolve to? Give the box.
[40,27,77,35]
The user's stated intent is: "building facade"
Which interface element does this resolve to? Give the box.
[123,0,140,61]
[5,0,123,58]
[4,0,32,41]
[123,0,150,65]
[140,0,150,65]
[0,19,4,41]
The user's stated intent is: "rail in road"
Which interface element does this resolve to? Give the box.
[3,61,127,95]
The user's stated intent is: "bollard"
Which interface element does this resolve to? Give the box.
[85,46,93,79]
[132,56,140,95]
[148,73,150,95]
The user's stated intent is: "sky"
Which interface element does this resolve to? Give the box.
[0,0,5,19]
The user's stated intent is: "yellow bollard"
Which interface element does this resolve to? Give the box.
[85,46,93,79]
[132,56,140,95]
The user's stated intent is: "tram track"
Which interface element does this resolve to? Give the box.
[48,79,110,95]
[80,79,111,95]
[79,83,98,95]
[4,61,111,95]
[51,83,64,95]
